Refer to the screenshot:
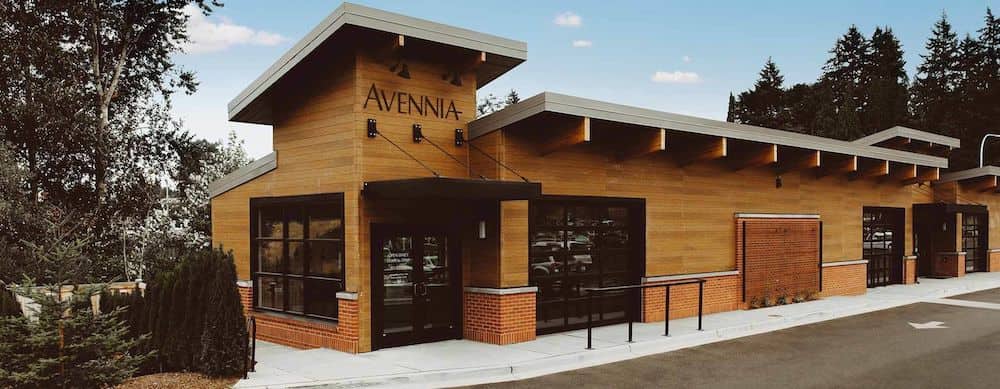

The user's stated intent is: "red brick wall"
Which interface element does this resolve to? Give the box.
[463,291,536,345]
[738,218,821,303]
[933,252,965,278]
[641,275,742,322]
[821,263,866,296]
[237,284,360,353]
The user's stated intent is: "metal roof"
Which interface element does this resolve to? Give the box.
[468,92,950,168]
[208,152,276,198]
[937,166,1000,183]
[851,125,960,148]
[228,2,527,125]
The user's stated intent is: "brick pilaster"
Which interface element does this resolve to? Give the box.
[463,288,536,345]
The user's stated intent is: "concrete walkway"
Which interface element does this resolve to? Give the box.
[235,273,1000,389]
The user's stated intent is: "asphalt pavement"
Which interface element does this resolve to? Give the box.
[465,289,1000,389]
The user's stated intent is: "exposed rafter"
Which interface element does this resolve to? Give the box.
[727,142,777,171]
[674,137,727,167]
[775,148,821,174]
[538,116,590,156]
[817,154,857,178]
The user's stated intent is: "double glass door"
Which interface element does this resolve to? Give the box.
[373,225,458,349]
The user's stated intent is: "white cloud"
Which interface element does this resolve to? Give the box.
[571,40,593,48]
[181,5,288,54]
[554,12,582,27]
[682,55,692,63]
[651,71,701,84]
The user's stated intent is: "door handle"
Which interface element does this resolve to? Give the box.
[414,282,428,297]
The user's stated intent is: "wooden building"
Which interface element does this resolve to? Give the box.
[210,3,1000,353]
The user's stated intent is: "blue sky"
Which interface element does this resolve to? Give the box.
[172,0,997,158]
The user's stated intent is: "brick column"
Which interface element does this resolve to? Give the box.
[904,256,917,284]
[463,286,536,345]
[640,272,742,322]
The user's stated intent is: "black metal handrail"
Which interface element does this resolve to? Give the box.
[244,316,257,379]
[583,279,706,350]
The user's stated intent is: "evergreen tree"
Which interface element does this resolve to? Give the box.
[726,92,737,123]
[504,89,521,106]
[734,58,791,129]
[198,249,247,377]
[820,25,870,139]
[911,12,960,134]
[784,83,823,135]
[864,27,910,133]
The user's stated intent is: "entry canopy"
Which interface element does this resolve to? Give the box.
[229,2,527,125]
[851,126,959,157]
[362,177,541,200]
[938,166,1000,193]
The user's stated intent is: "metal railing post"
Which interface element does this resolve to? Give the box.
[586,292,593,350]
[697,281,704,331]
[664,285,671,336]
[627,288,634,343]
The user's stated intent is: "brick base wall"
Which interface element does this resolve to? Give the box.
[463,290,536,345]
[990,251,1000,272]
[933,252,965,278]
[737,217,821,303]
[237,284,360,353]
[904,258,917,284]
[820,263,867,296]
[640,275,743,322]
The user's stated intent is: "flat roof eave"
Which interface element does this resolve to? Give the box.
[852,126,960,149]
[938,166,1000,183]
[228,2,527,125]
[469,92,950,169]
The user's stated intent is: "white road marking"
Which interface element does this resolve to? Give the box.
[908,321,948,329]
[924,298,1000,311]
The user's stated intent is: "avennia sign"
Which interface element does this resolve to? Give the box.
[363,83,463,121]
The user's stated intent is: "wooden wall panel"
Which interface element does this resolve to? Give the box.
[480,129,936,277]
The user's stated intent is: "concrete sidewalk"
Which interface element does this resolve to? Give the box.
[235,273,1000,389]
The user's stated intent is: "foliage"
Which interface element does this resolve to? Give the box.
[477,89,521,116]
[138,248,245,377]
[728,7,1000,167]
[0,285,150,389]
[0,0,224,283]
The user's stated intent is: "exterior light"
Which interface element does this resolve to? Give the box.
[455,129,464,146]
[412,124,423,143]
[478,220,487,240]
[367,119,378,138]
[390,62,410,79]
[443,71,462,86]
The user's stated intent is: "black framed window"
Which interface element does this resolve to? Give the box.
[529,197,643,334]
[251,194,344,320]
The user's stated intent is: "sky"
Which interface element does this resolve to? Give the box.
[171,0,998,158]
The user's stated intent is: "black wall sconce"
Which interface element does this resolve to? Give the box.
[775,175,783,188]
[389,61,410,79]
[454,129,465,146]
[412,124,423,143]
[442,71,462,86]
[367,118,378,138]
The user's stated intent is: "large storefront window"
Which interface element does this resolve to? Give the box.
[251,194,344,320]
[529,197,642,334]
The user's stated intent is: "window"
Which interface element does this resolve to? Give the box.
[252,194,344,320]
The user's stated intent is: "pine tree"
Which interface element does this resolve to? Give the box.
[911,12,960,134]
[735,58,790,129]
[504,89,521,106]
[820,25,870,139]
[726,92,737,123]
[198,249,247,377]
[864,27,910,133]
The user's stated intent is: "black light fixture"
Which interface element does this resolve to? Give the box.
[442,71,462,86]
[412,124,423,143]
[367,118,378,138]
[454,129,464,146]
[775,175,783,188]
[389,61,410,79]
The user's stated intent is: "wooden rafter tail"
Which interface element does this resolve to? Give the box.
[776,148,821,175]
[538,116,590,156]
[850,158,889,181]
[817,154,856,178]
[673,136,726,167]
[727,142,777,171]
[618,128,666,161]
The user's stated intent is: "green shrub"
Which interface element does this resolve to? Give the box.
[199,250,247,377]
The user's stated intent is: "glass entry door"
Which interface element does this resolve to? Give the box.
[963,214,988,273]
[373,225,459,349]
[863,207,904,287]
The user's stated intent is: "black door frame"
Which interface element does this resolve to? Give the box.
[962,212,989,273]
[863,206,905,288]
[370,223,462,350]
[528,195,646,335]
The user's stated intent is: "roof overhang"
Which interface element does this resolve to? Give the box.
[228,2,527,125]
[851,126,959,157]
[468,92,950,169]
[208,152,277,198]
[362,177,541,200]
[938,166,1000,183]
